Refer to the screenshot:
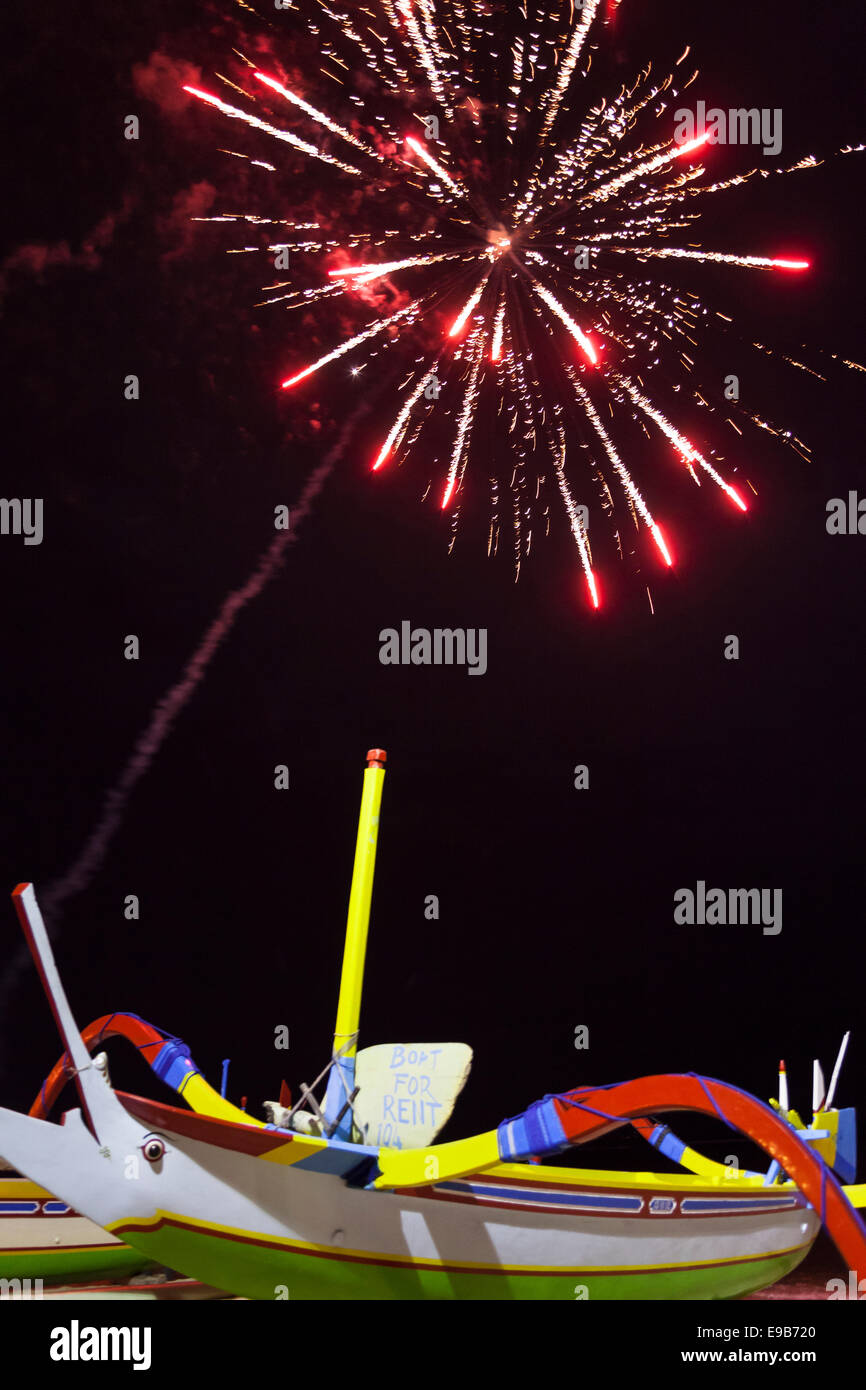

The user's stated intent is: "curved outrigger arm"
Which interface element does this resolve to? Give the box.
[29,1012,265,1131]
[630,1114,765,1181]
[629,1110,856,1186]
[373,1074,866,1276]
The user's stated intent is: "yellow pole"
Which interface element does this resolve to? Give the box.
[323,749,386,1134]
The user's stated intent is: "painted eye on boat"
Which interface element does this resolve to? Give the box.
[142,1135,166,1163]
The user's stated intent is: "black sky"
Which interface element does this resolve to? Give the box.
[0,0,864,1175]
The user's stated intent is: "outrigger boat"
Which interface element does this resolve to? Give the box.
[0,1166,148,1288]
[1,749,864,1300]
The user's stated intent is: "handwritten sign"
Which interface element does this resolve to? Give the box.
[353,1043,473,1149]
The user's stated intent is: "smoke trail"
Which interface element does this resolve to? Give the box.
[0,410,366,1032]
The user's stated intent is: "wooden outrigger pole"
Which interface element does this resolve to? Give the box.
[322,748,387,1137]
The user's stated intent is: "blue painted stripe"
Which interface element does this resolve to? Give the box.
[0,1201,40,1214]
[835,1107,857,1186]
[650,1124,687,1165]
[293,1136,380,1177]
[438,1182,643,1212]
[42,1201,71,1215]
[680,1196,798,1213]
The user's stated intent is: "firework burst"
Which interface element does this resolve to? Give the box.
[183,0,861,607]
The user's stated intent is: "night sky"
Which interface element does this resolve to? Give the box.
[1,0,864,1185]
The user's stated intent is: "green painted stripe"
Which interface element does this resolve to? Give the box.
[120,1223,812,1300]
[0,1245,149,1284]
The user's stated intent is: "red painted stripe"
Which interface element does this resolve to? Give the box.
[116,1093,291,1157]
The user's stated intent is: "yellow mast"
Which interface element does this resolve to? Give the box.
[322,748,387,1136]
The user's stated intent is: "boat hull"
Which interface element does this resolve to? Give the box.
[0,1179,148,1285]
[98,1098,818,1300]
[114,1210,815,1301]
[0,1090,822,1301]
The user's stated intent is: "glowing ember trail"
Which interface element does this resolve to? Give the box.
[613,248,811,271]
[396,0,452,116]
[618,377,748,512]
[182,0,854,605]
[442,331,485,508]
[536,0,600,145]
[448,277,489,338]
[491,298,506,362]
[554,442,599,609]
[532,282,597,364]
[281,302,420,387]
[404,136,463,196]
[372,371,433,471]
[582,133,713,207]
[572,375,674,569]
[676,132,714,158]
[183,86,364,177]
[253,71,382,161]
[329,254,458,284]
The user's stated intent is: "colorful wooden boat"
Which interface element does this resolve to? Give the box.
[1,750,864,1300]
[0,1170,148,1286]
